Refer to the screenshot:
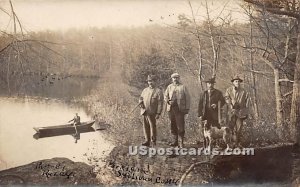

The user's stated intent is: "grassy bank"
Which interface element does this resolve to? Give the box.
[80,68,205,147]
[79,66,285,148]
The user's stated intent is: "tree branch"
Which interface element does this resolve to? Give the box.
[245,69,273,76]
[283,90,293,97]
[278,78,294,83]
[244,0,300,19]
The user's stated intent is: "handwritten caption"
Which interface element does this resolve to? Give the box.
[107,160,180,185]
[35,161,75,179]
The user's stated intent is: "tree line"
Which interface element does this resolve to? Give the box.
[0,0,299,144]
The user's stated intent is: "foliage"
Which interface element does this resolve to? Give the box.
[0,3,298,144]
[128,46,174,89]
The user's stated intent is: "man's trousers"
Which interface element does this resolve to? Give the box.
[168,105,185,140]
[229,115,244,144]
[143,114,157,143]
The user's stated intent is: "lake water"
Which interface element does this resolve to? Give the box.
[0,74,98,100]
[0,97,113,170]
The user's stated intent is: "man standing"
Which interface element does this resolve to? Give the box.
[198,77,225,129]
[164,73,190,148]
[225,75,250,146]
[139,75,163,147]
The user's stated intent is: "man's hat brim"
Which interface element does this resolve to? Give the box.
[171,73,180,78]
[146,74,156,81]
[231,78,243,82]
[203,77,216,83]
[203,80,216,83]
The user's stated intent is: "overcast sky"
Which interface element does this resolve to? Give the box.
[0,0,247,32]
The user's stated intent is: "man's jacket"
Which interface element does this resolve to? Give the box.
[140,87,163,115]
[198,89,225,120]
[164,83,190,114]
[225,86,250,118]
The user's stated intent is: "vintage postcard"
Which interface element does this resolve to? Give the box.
[0,0,299,186]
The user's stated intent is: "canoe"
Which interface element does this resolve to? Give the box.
[33,120,95,139]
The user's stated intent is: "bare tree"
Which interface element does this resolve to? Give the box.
[188,0,204,88]
[244,0,300,144]
[248,7,260,121]
[243,1,300,184]
[231,3,296,139]
[166,0,232,91]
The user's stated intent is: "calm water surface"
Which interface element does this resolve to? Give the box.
[0,97,113,170]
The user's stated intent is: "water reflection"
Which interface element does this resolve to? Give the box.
[0,97,113,170]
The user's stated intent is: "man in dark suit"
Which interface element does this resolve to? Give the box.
[198,77,225,129]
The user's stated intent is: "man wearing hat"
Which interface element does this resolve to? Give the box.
[198,77,225,129]
[225,75,250,146]
[139,74,163,147]
[164,73,190,148]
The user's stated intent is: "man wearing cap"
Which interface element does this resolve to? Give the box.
[198,77,225,129]
[225,75,250,146]
[139,75,163,147]
[164,73,190,148]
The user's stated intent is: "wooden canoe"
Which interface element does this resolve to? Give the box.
[33,120,95,139]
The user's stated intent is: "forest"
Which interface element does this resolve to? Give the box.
[0,0,299,147]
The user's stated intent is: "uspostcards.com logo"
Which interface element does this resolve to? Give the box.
[128,146,255,157]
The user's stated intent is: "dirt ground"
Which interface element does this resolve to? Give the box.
[1,143,299,186]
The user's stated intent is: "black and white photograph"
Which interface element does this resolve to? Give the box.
[0,0,300,186]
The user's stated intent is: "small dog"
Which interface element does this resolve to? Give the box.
[202,120,231,150]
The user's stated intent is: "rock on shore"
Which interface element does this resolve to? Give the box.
[0,157,98,185]
[1,143,299,186]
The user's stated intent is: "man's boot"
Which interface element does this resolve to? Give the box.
[236,136,243,148]
[169,135,178,147]
[151,136,156,147]
[142,141,150,147]
[151,141,156,147]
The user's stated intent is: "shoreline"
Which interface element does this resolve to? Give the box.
[0,95,116,173]
[0,137,298,185]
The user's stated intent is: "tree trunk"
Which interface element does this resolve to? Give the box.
[206,8,218,78]
[197,43,204,90]
[249,16,259,121]
[250,65,259,120]
[290,22,300,145]
[188,1,204,90]
[274,68,284,139]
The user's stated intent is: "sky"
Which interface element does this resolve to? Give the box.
[0,0,248,32]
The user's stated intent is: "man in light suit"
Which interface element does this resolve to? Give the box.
[139,75,163,147]
[164,73,190,148]
[225,75,250,146]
